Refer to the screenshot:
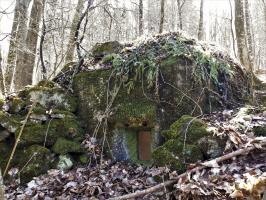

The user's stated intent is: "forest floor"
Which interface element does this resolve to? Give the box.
[4,105,266,200]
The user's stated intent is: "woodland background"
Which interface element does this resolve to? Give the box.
[0,0,265,96]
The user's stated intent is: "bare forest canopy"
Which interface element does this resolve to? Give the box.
[0,0,265,95]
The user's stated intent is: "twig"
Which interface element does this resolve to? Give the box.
[3,102,37,177]
[108,138,266,200]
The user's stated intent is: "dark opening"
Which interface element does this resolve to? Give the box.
[138,131,152,161]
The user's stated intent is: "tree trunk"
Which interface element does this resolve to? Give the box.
[14,0,43,91]
[0,169,4,200]
[244,0,254,71]
[0,50,4,96]
[6,0,31,92]
[228,0,237,58]
[198,0,204,40]
[176,0,183,30]
[159,0,165,33]
[234,0,251,71]
[64,0,85,64]
[139,0,144,36]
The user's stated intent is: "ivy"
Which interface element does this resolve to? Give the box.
[98,33,235,94]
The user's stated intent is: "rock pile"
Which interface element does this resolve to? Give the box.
[0,81,86,183]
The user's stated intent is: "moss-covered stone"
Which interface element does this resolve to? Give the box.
[16,115,83,146]
[0,142,10,170]
[91,41,123,58]
[152,139,203,170]
[152,146,186,171]
[253,126,266,137]
[0,99,5,109]
[19,145,53,183]
[79,154,89,164]
[0,111,20,133]
[198,136,227,159]
[37,80,56,88]
[8,98,27,114]
[28,87,78,112]
[52,138,83,154]
[162,115,209,143]
[56,154,74,171]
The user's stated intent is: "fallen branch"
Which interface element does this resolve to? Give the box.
[108,138,266,200]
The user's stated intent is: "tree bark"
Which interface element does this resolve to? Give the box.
[234,0,251,71]
[176,0,183,30]
[244,0,254,71]
[14,0,44,90]
[159,0,165,33]
[198,0,204,40]
[139,0,144,36]
[0,50,4,96]
[64,0,85,64]
[0,169,4,200]
[229,0,237,58]
[6,0,31,92]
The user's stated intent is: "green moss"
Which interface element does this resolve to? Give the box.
[0,99,4,108]
[37,80,56,88]
[152,146,185,171]
[162,115,208,143]
[52,138,83,154]
[101,53,117,64]
[253,126,266,137]
[79,154,89,164]
[19,145,52,183]
[91,41,123,58]
[16,115,83,146]
[32,106,47,115]
[111,101,156,128]
[163,139,203,163]
[0,142,10,170]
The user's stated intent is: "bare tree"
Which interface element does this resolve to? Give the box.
[0,49,4,95]
[139,0,144,36]
[65,0,85,64]
[14,0,45,90]
[6,0,31,92]
[198,0,204,40]
[159,0,165,33]
[244,0,254,70]
[176,0,185,30]
[229,0,237,58]
[234,0,251,71]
